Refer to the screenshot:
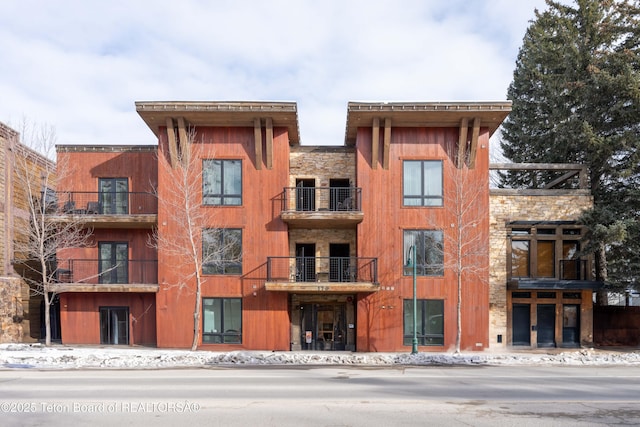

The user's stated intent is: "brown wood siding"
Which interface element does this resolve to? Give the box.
[355,126,491,351]
[56,150,158,193]
[60,292,156,345]
[155,126,290,350]
[55,149,158,344]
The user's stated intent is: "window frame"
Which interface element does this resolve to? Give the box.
[508,224,584,281]
[403,229,444,277]
[202,298,242,344]
[202,159,242,206]
[202,228,242,275]
[403,299,444,346]
[98,241,129,284]
[99,177,129,214]
[402,160,443,207]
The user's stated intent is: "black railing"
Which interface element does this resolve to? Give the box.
[560,259,588,280]
[282,187,361,212]
[266,256,377,283]
[44,191,157,215]
[55,259,158,284]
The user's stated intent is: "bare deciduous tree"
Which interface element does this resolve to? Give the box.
[412,147,489,353]
[12,121,91,346]
[150,127,240,350]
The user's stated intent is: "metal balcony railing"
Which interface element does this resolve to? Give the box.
[281,187,361,212]
[54,259,158,284]
[43,191,157,215]
[266,257,377,283]
[560,259,588,281]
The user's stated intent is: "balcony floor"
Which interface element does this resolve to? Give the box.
[265,280,379,293]
[55,283,159,293]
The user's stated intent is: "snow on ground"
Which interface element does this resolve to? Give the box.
[1,344,640,369]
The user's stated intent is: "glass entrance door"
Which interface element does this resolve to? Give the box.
[300,303,346,351]
[512,303,531,346]
[537,304,556,347]
[99,178,128,214]
[100,307,129,345]
[99,242,128,284]
[562,304,580,347]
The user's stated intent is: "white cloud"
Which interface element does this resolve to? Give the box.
[0,0,551,146]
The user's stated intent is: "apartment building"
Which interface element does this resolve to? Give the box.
[44,100,600,351]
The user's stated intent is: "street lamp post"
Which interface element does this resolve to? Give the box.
[406,244,418,354]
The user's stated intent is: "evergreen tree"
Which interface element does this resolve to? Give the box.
[501,0,640,291]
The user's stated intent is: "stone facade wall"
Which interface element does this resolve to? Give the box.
[488,192,594,349]
[289,146,356,188]
[0,277,24,343]
[288,145,357,258]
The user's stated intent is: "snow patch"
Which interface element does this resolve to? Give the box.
[1,344,639,370]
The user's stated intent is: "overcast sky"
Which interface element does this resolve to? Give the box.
[0,0,553,147]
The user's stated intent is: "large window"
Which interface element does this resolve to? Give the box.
[403,160,443,206]
[99,178,128,214]
[202,298,242,344]
[202,228,242,275]
[403,299,444,346]
[99,242,128,284]
[509,224,585,280]
[404,230,444,276]
[203,160,242,206]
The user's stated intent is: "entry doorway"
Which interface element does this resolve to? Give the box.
[295,179,315,211]
[536,304,556,347]
[329,243,351,282]
[562,304,580,347]
[100,306,129,345]
[295,244,316,282]
[329,179,350,210]
[300,303,346,351]
[512,303,531,346]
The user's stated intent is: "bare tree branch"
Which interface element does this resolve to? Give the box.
[148,127,240,350]
[12,120,92,346]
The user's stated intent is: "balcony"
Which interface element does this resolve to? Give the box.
[265,256,379,293]
[54,259,159,293]
[509,259,603,290]
[46,191,157,228]
[280,187,364,229]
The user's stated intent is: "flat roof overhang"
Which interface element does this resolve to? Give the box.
[136,101,300,144]
[344,101,511,145]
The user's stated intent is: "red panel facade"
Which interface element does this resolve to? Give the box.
[155,126,290,349]
[355,126,491,351]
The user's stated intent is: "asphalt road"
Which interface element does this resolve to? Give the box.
[1,365,639,426]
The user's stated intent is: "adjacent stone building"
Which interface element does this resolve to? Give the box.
[489,164,600,349]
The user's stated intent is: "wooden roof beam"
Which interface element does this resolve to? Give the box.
[176,117,189,167]
[371,117,379,170]
[468,117,481,169]
[254,118,262,170]
[382,118,391,170]
[265,117,273,169]
[457,117,469,169]
[165,117,178,168]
